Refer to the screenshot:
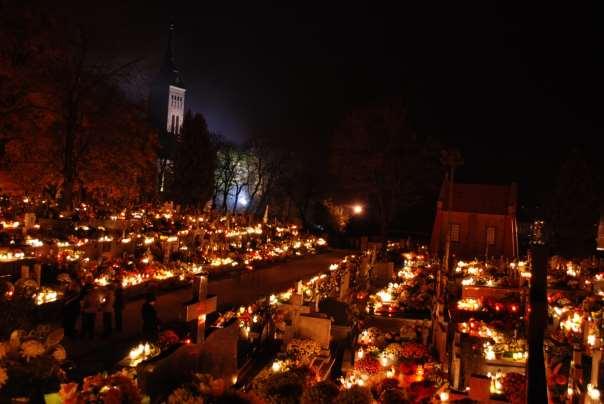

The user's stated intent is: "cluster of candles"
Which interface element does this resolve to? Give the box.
[127,342,157,366]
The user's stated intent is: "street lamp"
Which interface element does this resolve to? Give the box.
[352,204,364,215]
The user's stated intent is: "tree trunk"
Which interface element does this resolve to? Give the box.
[62,116,77,211]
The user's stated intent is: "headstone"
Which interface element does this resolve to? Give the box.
[468,374,490,402]
[339,269,350,300]
[139,323,239,397]
[319,298,348,326]
[20,265,29,280]
[296,313,331,349]
[280,302,311,328]
[291,293,303,306]
[33,264,41,285]
[23,213,36,232]
[197,322,240,380]
[451,356,461,389]
[373,262,394,285]
[591,344,602,387]
[360,236,368,252]
[182,275,217,343]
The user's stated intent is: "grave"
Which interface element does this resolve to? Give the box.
[372,261,394,286]
[181,275,217,343]
[295,313,331,349]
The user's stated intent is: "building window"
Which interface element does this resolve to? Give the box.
[450,223,460,242]
[171,115,175,133]
[176,115,180,134]
[486,227,496,245]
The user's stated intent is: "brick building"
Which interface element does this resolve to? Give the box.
[430,180,519,259]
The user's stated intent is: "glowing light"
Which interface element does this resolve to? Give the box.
[588,384,601,400]
[457,298,482,311]
[483,342,496,360]
[352,204,363,214]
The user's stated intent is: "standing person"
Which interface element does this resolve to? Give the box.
[81,284,99,339]
[141,293,159,341]
[62,280,82,338]
[101,286,115,338]
[114,281,124,333]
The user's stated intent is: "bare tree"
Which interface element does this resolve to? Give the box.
[331,100,441,239]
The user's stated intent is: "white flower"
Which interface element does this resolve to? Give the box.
[0,367,7,388]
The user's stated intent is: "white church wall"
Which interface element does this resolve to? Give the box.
[167,85,186,135]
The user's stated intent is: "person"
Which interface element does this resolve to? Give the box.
[101,286,115,338]
[141,293,159,341]
[62,280,82,338]
[114,281,124,332]
[81,284,99,339]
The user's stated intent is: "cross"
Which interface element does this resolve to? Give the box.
[183,275,217,343]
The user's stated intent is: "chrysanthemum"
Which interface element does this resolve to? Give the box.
[21,340,45,360]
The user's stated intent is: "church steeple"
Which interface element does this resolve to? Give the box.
[160,21,184,88]
[165,21,175,67]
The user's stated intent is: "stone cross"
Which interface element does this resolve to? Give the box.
[339,269,350,301]
[184,275,217,343]
[591,341,602,392]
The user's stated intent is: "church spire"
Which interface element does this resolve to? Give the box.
[160,19,184,87]
[166,21,175,67]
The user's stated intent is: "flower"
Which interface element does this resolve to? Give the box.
[20,339,45,360]
[10,329,24,349]
[0,342,8,359]
[53,345,67,362]
[46,328,64,347]
[167,387,203,404]
[0,366,8,388]
[59,383,78,404]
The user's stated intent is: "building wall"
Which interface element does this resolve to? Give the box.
[166,85,185,135]
[431,209,516,259]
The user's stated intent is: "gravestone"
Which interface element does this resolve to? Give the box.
[20,265,29,280]
[33,264,41,285]
[23,213,36,233]
[296,313,331,349]
[197,322,240,380]
[280,302,311,328]
[372,262,394,286]
[339,269,350,300]
[468,374,490,402]
[139,323,239,398]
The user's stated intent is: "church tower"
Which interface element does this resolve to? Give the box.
[150,22,186,192]
[164,23,185,136]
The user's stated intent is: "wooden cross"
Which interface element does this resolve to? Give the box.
[184,275,217,343]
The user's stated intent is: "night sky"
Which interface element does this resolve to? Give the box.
[55,1,603,209]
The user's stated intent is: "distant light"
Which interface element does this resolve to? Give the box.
[352,204,363,215]
[239,196,248,206]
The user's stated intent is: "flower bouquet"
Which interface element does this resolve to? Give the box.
[398,342,430,363]
[502,372,526,404]
[0,325,67,399]
[354,356,381,375]
[286,338,322,366]
[60,370,142,404]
